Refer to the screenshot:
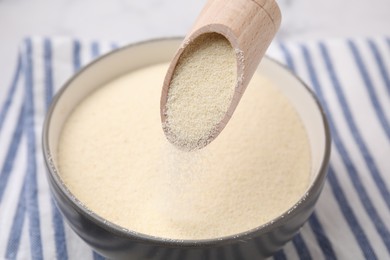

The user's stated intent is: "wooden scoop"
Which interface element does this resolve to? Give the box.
[161,0,281,150]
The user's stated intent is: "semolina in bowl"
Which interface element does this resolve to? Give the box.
[43,38,331,259]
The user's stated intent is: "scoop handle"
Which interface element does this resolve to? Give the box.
[161,0,281,148]
[162,0,281,117]
[191,0,281,113]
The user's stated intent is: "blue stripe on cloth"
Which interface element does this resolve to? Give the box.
[110,42,119,50]
[24,38,43,260]
[308,214,337,260]
[73,40,81,72]
[44,38,54,109]
[5,181,26,259]
[0,105,24,203]
[93,251,105,260]
[368,39,390,96]
[321,42,390,209]
[279,42,296,71]
[292,234,312,259]
[273,249,287,260]
[321,41,390,208]
[0,55,22,133]
[51,200,68,260]
[320,42,390,253]
[91,41,100,58]
[298,43,378,258]
[327,166,377,259]
[278,43,337,260]
[386,37,390,63]
[44,38,69,260]
[348,40,390,140]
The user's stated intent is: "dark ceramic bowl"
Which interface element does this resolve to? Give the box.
[42,38,331,259]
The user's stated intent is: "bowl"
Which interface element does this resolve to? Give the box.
[42,38,331,259]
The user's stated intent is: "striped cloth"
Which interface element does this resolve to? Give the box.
[0,36,389,259]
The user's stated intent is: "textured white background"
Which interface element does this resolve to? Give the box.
[1,0,390,99]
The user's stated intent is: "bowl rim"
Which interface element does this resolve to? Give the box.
[42,37,331,248]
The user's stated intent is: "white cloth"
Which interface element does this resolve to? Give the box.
[0,36,389,259]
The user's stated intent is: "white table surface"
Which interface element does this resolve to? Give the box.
[1,0,390,104]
